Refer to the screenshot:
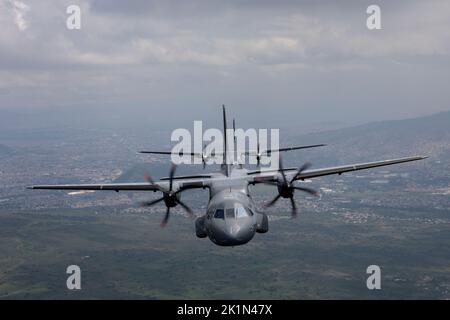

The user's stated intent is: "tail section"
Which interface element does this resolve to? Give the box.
[222,105,229,176]
[233,118,237,154]
[222,105,228,165]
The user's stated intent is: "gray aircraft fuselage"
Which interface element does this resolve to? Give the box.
[195,166,268,246]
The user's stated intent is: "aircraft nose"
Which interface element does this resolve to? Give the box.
[227,220,255,242]
[228,224,243,236]
[209,218,255,246]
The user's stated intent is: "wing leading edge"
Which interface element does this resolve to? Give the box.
[28,156,427,190]
[250,156,427,183]
[27,182,161,192]
[27,180,207,192]
[244,144,326,156]
[294,156,427,180]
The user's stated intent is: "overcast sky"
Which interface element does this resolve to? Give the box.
[1,0,450,129]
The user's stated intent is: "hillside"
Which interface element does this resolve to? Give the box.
[285,111,450,167]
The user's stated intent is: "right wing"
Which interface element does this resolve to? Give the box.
[293,156,428,181]
[249,156,428,183]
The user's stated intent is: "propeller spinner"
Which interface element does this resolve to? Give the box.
[264,156,319,218]
[141,164,193,227]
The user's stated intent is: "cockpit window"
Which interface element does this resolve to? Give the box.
[217,204,252,219]
[214,209,224,219]
[235,206,248,218]
[225,208,235,219]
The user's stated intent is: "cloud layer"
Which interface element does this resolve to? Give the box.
[1,0,450,126]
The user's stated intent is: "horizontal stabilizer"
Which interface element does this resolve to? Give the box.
[243,144,326,156]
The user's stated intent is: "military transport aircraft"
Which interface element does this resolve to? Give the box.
[28,106,427,246]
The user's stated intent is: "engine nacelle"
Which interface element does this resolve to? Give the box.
[276,177,294,198]
[256,212,269,233]
[195,216,208,238]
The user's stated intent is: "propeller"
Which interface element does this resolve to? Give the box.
[256,141,261,167]
[202,143,207,170]
[264,156,319,218]
[141,164,193,227]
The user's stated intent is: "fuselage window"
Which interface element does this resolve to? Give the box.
[225,208,235,219]
[214,209,224,219]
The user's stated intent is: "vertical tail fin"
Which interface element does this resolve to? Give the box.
[222,105,229,176]
[233,118,237,153]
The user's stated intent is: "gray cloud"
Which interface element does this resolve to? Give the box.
[5,0,30,31]
[0,0,449,127]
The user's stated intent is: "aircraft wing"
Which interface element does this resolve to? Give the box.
[27,182,162,192]
[27,180,207,192]
[249,156,427,183]
[263,144,326,154]
[138,151,224,158]
[138,151,199,156]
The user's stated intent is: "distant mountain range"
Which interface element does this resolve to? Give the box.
[286,110,450,167]
[115,111,450,183]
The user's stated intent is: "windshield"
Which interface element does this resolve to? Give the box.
[214,204,252,219]
[222,204,251,219]
[235,206,248,218]
[225,208,235,219]
[214,209,224,219]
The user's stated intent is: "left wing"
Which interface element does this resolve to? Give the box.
[138,151,199,156]
[27,180,207,192]
[27,182,160,191]
[249,156,427,183]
